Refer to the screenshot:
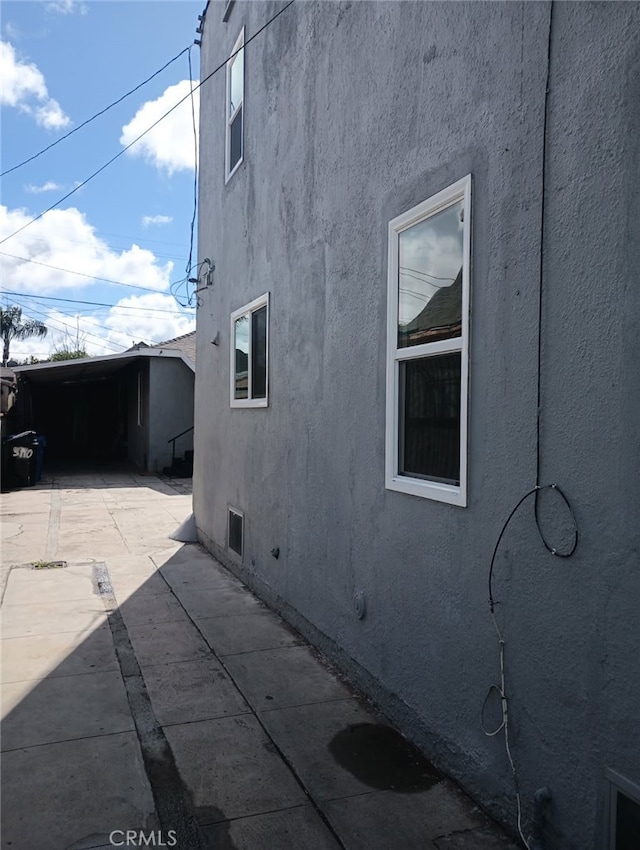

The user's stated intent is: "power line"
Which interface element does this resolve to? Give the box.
[400,271,439,290]
[10,296,132,348]
[0,251,176,294]
[0,0,296,248]
[185,46,198,277]
[11,296,165,353]
[1,47,191,178]
[0,289,194,315]
[12,293,165,348]
[399,287,431,303]
[88,230,188,250]
[16,226,189,250]
[400,266,455,282]
[7,299,128,353]
[15,231,187,263]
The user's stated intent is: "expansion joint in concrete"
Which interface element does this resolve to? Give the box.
[44,490,61,560]
[93,562,208,849]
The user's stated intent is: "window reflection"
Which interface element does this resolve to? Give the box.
[229,48,243,116]
[398,200,463,347]
[234,314,248,399]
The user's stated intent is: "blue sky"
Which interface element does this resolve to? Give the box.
[1,0,204,361]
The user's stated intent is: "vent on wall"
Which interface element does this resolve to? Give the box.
[606,769,640,850]
[228,507,244,557]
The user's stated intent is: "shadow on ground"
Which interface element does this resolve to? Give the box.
[1,474,517,850]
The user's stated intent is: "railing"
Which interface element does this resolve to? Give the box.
[167,426,194,466]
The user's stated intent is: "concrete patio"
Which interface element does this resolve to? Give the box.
[1,471,518,850]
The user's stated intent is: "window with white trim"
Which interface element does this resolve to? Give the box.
[230,293,269,407]
[385,175,471,506]
[225,28,244,181]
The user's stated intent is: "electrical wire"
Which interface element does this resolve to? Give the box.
[0,0,296,249]
[6,299,127,353]
[1,47,191,178]
[481,5,573,849]
[169,257,213,308]
[400,266,455,282]
[0,251,180,294]
[9,291,170,348]
[185,46,199,278]
[14,231,187,263]
[0,289,193,315]
[8,296,131,347]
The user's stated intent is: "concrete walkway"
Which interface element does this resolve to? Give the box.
[1,471,517,850]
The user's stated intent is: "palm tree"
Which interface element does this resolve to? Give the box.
[1,307,48,366]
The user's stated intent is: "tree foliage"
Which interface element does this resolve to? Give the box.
[50,349,89,361]
[1,307,48,366]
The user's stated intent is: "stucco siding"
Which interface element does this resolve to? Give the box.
[147,358,195,472]
[194,3,640,847]
[125,361,148,471]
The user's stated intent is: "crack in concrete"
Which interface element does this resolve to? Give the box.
[45,490,61,560]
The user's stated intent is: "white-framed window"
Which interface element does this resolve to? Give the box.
[225,28,244,182]
[230,292,269,408]
[385,175,471,507]
[605,768,640,850]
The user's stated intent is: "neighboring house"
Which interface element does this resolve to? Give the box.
[13,332,195,473]
[192,3,639,848]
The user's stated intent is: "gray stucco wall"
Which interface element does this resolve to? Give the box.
[147,357,194,472]
[125,361,148,471]
[193,3,640,847]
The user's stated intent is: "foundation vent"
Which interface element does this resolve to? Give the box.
[228,507,244,557]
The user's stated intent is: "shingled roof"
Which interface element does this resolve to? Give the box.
[129,331,196,366]
[151,331,196,364]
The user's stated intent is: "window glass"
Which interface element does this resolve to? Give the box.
[398,200,463,348]
[230,293,269,407]
[251,305,267,399]
[234,314,249,399]
[229,47,244,115]
[229,105,243,172]
[398,353,461,485]
[617,792,640,850]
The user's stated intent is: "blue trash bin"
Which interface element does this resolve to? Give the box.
[1,431,39,489]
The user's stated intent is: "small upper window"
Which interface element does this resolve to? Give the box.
[230,293,269,408]
[385,175,471,506]
[225,28,244,181]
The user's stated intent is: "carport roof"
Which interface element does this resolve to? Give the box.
[13,334,195,385]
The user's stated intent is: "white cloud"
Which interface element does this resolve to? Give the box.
[46,0,88,15]
[103,293,195,349]
[25,181,64,194]
[1,205,195,361]
[4,23,19,40]
[1,41,46,103]
[142,214,173,228]
[33,99,71,130]
[0,204,174,295]
[120,81,199,175]
[0,40,71,129]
